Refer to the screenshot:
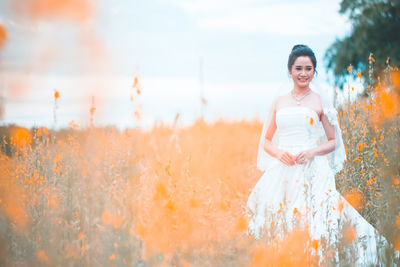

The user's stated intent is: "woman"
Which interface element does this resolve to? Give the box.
[245,45,386,265]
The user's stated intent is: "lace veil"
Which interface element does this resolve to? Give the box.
[256,79,346,174]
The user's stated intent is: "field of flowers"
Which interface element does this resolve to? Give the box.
[1,0,399,265]
[0,66,399,266]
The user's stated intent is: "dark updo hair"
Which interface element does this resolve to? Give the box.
[287,44,317,74]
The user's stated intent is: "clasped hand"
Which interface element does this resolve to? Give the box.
[277,150,314,166]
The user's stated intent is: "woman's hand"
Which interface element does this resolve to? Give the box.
[276,150,296,166]
[295,150,315,165]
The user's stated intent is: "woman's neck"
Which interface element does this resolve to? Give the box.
[292,86,310,96]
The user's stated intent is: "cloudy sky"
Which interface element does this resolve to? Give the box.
[0,0,351,129]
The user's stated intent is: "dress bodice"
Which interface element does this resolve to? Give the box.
[275,106,320,151]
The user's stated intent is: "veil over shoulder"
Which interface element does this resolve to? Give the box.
[256,79,346,174]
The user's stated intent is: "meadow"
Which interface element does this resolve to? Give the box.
[0,65,399,266]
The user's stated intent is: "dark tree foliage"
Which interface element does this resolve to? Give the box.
[325,0,400,88]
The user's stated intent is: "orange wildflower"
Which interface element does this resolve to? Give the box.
[180,259,191,267]
[347,64,353,73]
[132,76,138,88]
[166,200,174,211]
[277,202,283,214]
[358,143,366,152]
[236,216,248,232]
[37,250,50,264]
[37,126,50,137]
[11,127,32,148]
[392,70,400,91]
[343,225,357,243]
[369,53,375,63]
[396,215,400,229]
[356,72,362,81]
[337,198,345,213]
[16,0,93,22]
[0,24,7,49]
[371,83,399,125]
[293,207,300,217]
[311,239,319,251]
[344,189,363,210]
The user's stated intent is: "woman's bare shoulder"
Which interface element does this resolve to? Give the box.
[310,91,323,108]
[310,90,321,100]
[274,93,292,109]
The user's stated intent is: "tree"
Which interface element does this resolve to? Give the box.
[325,0,400,88]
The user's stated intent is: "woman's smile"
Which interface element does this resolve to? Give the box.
[290,56,315,88]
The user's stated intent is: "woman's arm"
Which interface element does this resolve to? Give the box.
[310,112,336,156]
[263,108,296,166]
[296,112,336,163]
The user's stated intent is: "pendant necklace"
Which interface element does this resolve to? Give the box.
[291,89,311,105]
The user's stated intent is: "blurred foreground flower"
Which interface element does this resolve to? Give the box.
[0,24,7,49]
[371,70,400,125]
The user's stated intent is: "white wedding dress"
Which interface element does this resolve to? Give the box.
[246,106,387,265]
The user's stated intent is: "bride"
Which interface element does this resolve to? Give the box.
[245,45,387,265]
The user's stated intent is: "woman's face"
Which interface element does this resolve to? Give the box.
[289,56,314,89]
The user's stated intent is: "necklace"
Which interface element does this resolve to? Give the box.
[291,89,311,105]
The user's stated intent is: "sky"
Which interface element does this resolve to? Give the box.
[0,0,352,129]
